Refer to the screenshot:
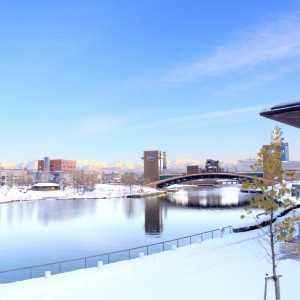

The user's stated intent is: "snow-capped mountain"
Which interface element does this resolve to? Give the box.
[4,159,237,173]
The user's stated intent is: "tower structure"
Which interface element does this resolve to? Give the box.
[141,150,162,182]
[163,152,167,170]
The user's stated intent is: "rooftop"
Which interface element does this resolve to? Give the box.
[260,99,300,128]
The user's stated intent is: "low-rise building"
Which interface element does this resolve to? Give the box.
[32,183,60,191]
[203,159,221,173]
[187,165,200,174]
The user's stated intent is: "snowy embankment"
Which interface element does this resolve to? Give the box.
[0,184,160,203]
[1,220,300,300]
[233,181,300,232]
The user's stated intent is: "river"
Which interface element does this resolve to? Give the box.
[0,184,258,282]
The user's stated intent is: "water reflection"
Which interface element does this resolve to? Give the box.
[144,197,164,235]
[0,200,98,228]
[0,186,260,273]
[167,185,257,208]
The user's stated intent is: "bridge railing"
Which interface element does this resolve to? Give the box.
[0,226,232,284]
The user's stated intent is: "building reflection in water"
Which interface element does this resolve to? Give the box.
[144,197,164,235]
[167,186,256,208]
[123,198,144,219]
[0,199,98,228]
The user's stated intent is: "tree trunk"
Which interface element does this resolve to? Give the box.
[270,208,280,300]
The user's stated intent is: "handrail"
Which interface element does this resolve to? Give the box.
[0,225,232,282]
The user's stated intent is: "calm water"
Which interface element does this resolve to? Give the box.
[0,185,258,282]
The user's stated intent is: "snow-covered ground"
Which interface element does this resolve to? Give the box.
[1,182,300,299]
[0,218,299,300]
[0,184,159,203]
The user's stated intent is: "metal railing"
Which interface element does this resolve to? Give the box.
[0,226,232,284]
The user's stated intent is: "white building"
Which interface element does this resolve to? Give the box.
[282,161,300,171]
[237,159,262,172]
[0,169,27,186]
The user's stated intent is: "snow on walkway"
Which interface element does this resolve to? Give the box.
[1,229,299,300]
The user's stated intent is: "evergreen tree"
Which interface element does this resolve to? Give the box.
[242,126,299,300]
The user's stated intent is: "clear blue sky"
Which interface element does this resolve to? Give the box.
[1,0,300,164]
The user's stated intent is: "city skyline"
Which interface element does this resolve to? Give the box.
[1,1,300,164]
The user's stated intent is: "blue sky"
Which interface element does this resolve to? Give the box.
[1,0,300,164]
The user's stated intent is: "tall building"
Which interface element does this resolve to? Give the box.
[141,150,162,182]
[38,157,76,172]
[280,143,289,161]
[162,152,167,170]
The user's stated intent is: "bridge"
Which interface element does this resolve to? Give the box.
[149,172,263,189]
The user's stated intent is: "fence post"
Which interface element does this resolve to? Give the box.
[108,253,110,264]
[45,271,51,279]
[129,250,131,260]
[147,246,149,256]
[177,239,179,248]
[163,242,165,252]
[98,261,103,269]
[30,267,32,279]
[85,257,87,268]
[59,263,61,273]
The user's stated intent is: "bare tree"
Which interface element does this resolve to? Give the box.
[17,171,26,187]
[6,170,15,188]
[135,176,151,193]
[25,170,35,187]
[72,171,98,193]
[121,172,136,194]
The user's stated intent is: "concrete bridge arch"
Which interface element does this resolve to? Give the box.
[150,173,260,189]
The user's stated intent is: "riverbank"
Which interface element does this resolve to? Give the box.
[1,224,299,300]
[0,184,160,203]
[126,191,166,198]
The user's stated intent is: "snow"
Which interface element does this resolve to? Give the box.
[0,184,159,203]
[1,183,300,299]
[261,99,300,112]
[0,221,299,300]
[32,183,59,187]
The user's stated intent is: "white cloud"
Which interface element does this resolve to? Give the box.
[126,105,269,130]
[163,11,300,82]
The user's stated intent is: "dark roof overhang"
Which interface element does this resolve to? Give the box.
[260,100,300,128]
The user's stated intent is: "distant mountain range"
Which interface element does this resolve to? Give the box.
[2,159,238,173]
